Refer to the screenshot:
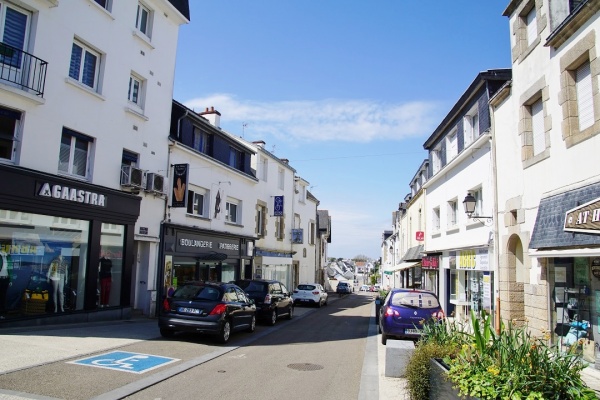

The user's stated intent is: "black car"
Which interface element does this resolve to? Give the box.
[158,281,256,344]
[336,281,352,294]
[235,279,293,325]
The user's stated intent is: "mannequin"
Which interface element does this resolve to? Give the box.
[0,250,11,318]
[47,254,67,312]
[99,255,112,307]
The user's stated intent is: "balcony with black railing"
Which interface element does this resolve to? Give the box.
[0,42,47,98]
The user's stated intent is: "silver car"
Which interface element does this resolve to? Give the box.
[292,283,328,307]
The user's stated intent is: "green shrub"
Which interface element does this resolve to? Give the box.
[405,341,456,400]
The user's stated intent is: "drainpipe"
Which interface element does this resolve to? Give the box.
[490,100,501,335]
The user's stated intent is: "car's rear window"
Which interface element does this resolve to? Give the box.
[173,285,222,301]
[390,291,440,309]
[298,284,316,291]
[237,281,267,294]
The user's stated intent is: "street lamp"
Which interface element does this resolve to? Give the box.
[463,193,493,223]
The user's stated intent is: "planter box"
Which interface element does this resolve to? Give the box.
[429,358,479,400]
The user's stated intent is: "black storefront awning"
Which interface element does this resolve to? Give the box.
[529,181,600,251]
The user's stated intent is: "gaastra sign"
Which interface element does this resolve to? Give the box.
[37,182,107,207]
[564,197,600,234]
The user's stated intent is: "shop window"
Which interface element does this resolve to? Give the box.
[99,223,124,308]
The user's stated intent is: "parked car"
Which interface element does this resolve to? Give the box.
[378,288,444,345]
[336,281,352,294]
[292,283,328,307]
[359,285,370,292]
[159,281,256,344]
[235,279,293,325]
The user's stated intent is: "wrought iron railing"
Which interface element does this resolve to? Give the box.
[0,41,47,97]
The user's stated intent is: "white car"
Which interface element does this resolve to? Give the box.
[292,283,328,307]
[359,285,370,291]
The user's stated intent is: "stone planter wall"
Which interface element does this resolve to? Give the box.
[429,358,479,400]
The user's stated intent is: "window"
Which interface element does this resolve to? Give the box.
[121,149,138,167]
[275,216,284,240]
[69,40,100,90]
[309,221,316,245]
[187,189,208,217]
[472,188,483,217]
[531,98,545,156]
[128,74,144,108]
[229,147,243,170]
[193,127,209,154]
[260,156,268,181]
[93,0,111,11]
[299,184,306,202]
[226,199,240,224]
[0,2,29,70]
[576,62,594,131]
[526,7,537,46]
[278,167,285,190]
[135,2,152,38]
[447,199,458,228]
[0,107,21,161]
[431,146,441,174]
[432,207,440,232]
[257,205,266,236]
[58,128,92,178]
[463,109,479,147]
[446,130,457,161]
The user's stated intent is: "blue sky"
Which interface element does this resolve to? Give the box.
[172,1,511,260]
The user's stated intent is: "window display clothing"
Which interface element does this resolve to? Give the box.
[99,257,112,307]
[0,251,11,316]
[47,255,67,313]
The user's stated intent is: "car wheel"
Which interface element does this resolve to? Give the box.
[160,328,175,338]
[317,298,322,308]
[219,320,231,344]
[287,305,293,320]
[269,309,277,326]
[324,297,328,306]
[381,332,387,345]
[247,314,256,333]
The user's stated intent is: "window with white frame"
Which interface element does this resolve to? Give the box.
[135,2,152,38]
[275,216,285,239]
[463,108,479,147]
[0,106,21,161]
[229,147,243,170]
[128,73,145,108]
[299,184,306,202]
[531,98,545,156]
[93,0,111,11]
[69,40,101,90]
[446,130,458,161]
[309,221,315,245]
[431,146,442,174]
[256,205,266,236]
[432,207,440,232]
[187,188,208,217]
[193,126,209,154]
[447,199,458,228]
[278,167,284,190]
[576,61,594,131]
[58,127,92,179]
[121,149,138,168]
[471,188,483,217]
[260,156,268,181]
[226,199,240,224]
[526,6,537,46]
[0,2,30,70]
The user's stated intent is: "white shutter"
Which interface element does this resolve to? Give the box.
[526,8,537,46]
[531,99,545,155]
[577,62,594,130]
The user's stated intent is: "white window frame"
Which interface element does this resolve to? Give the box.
[576,61,594,131]
[526,6,537,46]
[226,199,241,224]
[275,216,285,239]
[0,106,21,162]
[0,2,31,80]
[128,73,145,108]
[278,167,285,190]
[433,207,440,232]
[92,0,111,12]
[58,128,92,179]
[447,199,458,228]
[472,188,483,217]
[309,221,315,245]
[431,146,442,174]
[69,39,101,91]
[463,107,479,147]
[260,156,268,181]
[446,130,458,161]
[135,2,152,39]
[187,188,208,218]
[257,205,266,236]
[531,98,545,156]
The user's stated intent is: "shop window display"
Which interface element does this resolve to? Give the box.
[0,209,89,318]
[98,223,125,308]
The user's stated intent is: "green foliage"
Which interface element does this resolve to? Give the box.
[405,341,456,400]
[370,275,377,285]
[442,311,597,400]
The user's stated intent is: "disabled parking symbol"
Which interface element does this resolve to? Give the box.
[69,351,180,374]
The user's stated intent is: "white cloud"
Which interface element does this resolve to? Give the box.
[184,94,443,143]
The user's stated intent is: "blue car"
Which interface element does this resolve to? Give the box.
[378,288,444,345]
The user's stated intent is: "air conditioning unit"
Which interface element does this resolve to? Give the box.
[120,165,144,188]
[145,172,165,193]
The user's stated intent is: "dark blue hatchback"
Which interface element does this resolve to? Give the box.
[378,288,444,345]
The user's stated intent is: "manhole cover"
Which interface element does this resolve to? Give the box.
[287,363,324,371]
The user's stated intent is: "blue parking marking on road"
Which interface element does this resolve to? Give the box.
[68,351,180,374]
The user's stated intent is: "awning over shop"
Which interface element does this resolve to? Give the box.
[530,248,600,258]
[403,245,424,260]
[529,182,600,251]
[382,261,418,273]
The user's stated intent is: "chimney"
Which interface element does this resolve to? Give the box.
[281,158,289,164]
[252,140,266,149]
[197,106,221,128]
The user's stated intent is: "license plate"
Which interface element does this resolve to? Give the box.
[405,328,422,335]
[178,307,200,314]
